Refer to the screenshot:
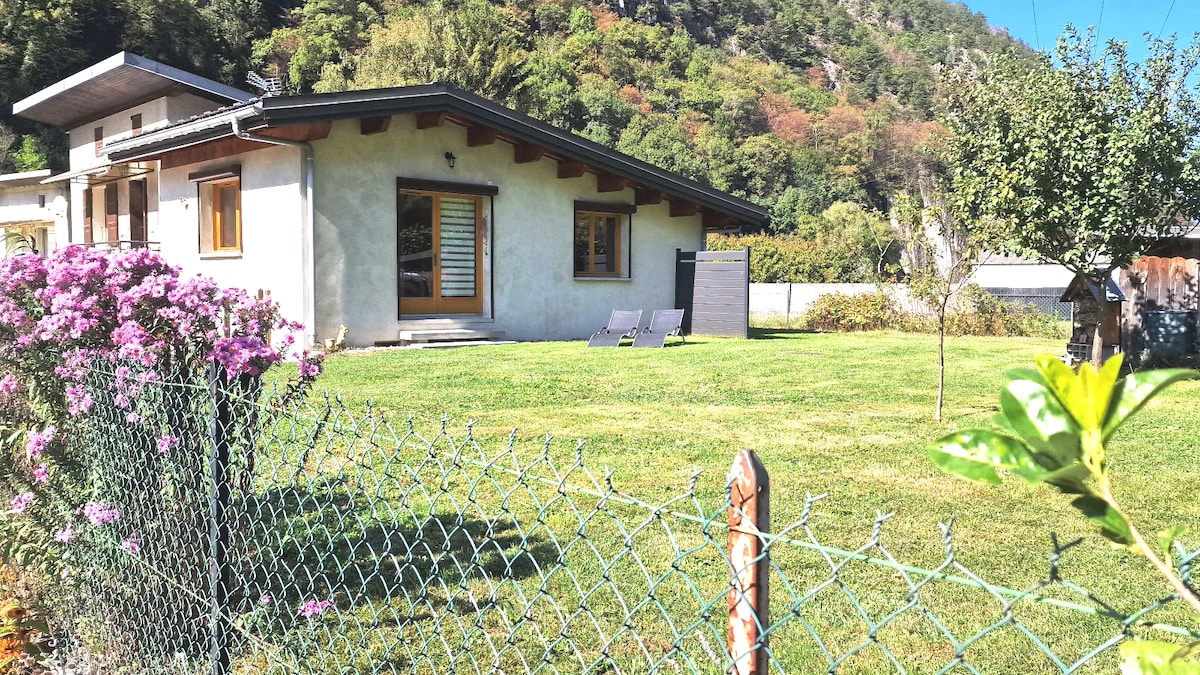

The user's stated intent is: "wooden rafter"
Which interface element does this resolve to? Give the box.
[258,122,332,142]
[596,174,625,193]
[669,200,699,217]
[415,111,446,129]
[514,143,545,163]
[360,116,391,135]
[467,126,498,147]
[557,160,587,179]
[635,188,663,205]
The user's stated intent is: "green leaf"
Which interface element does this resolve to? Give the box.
[1120,640,1200,674]
[1000,379,1082,468]
[1071,495,1134,546]
[928,430,1047,484]
[1036,355,1097,430]
[1104,369,1200,441]
[1158,525,1188,570]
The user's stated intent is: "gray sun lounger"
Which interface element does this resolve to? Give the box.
[632,309,685,348]
[587,309,642,347]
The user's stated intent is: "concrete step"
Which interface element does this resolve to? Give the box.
[375,328,508,348]
[399,328,506,342]
[406,340,517,350]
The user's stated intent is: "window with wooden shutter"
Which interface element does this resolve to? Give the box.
[83,187,94,244]
[104,184,118,243]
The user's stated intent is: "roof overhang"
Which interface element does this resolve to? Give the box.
[107,84,769,227]
[0,169,55,189]
[12,52,252,128]
[40,163,154,186]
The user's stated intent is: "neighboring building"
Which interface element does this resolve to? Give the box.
[0,170,69,255]
[14,53,767,347]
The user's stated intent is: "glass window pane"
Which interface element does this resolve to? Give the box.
[397,194,434,298]
[217,185,238,249]
[574,214,591,274]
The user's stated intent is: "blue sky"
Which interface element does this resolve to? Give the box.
[959,1,1200,61]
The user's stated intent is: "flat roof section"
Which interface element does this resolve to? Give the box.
[0,169,55,189]
[13,52,252,128]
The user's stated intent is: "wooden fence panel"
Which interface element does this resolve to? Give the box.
[677,248,749,338]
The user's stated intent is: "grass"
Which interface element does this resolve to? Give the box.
[264,329,1200,673]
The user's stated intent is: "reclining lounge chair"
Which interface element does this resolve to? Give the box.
[632,309,685,348]
[587,309,642,347]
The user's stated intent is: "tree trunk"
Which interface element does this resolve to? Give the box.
[1091,319,1105,367]
[936,306,946,423]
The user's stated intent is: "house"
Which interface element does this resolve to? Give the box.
[13,53,767,347]
[0,170,69,255]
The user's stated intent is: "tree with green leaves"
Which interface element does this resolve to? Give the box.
[941,28,1200,364]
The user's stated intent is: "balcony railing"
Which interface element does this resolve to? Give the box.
[78,240,161,252]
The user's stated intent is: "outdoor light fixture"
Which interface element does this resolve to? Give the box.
[444,151,456,169]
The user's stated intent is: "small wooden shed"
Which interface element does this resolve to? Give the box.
[1119,238,1200,367]
[1060,275,1125,362]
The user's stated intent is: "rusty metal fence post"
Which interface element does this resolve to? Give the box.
[728,449,769,675]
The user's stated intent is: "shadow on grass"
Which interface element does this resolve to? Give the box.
[748,327,819,339]
[229,482,558,671]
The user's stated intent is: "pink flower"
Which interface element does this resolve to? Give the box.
[24,426,55,460]
[10,492,34,513]
[260,593,273,605]
[82,501,120,526]
[54,525,75,543]
[65,386,93,416]
[0,374,18,397]
[299,599,334,618]
[296,350,325,379]
[32,463,49,484]
[157,435,178,453]
[121,533,141,554]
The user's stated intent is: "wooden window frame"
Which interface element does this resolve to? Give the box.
[573,209,628,278]
[82,187,94,244]
[209,178,242,252]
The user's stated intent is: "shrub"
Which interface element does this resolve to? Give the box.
[801,290,896,332]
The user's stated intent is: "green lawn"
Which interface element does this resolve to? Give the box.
[289,330,1199,673]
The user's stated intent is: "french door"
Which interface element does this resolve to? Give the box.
[397,191,484,316]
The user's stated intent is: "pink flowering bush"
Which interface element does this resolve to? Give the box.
[0,246,323,596]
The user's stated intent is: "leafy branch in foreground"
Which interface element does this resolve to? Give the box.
[928,355,1200,671]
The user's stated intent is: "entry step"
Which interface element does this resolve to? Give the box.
[375,328,508,347]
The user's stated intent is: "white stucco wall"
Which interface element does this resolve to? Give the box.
[156,144,307,336]
[971,262,1075,289]
[0,181,69,252]
[311,116,705,345]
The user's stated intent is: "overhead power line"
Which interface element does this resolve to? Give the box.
[1031,0,1042,50]
[1159,0,1177,38]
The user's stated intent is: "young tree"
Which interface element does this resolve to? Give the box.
[940,28,1200,364]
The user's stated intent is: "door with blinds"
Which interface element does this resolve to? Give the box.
[397,191,484,316]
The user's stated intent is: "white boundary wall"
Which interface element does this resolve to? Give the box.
[750,283,934,320]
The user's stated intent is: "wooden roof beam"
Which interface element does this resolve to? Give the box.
[557,160,587,179]
[360,116,391,135]
[702,210,736,231]
[514,143,545,163]
[467,126,498,147]
[635,188,663,205]
[415,111,446,129]
[669,199,699,217]
[596,174,625,193]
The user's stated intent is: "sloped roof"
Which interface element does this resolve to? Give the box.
[104,83,768,226]
[12,53,252,128]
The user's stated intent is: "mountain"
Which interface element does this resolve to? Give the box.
[0,0,1033,234]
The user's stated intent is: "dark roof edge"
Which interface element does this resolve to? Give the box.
[13,52,253,122]
[259,85,768,225]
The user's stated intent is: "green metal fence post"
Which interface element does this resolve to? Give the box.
[728,449,769,675]
[208,364,232,675]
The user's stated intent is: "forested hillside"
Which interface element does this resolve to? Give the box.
[0,0,1031,260]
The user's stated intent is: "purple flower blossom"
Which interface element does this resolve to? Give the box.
[0,374,18,397]
[54,525,75,543]
[10,492,34,513]
[82,501,120,526]
[156,435,178,454]
[121,533,141,554]
[32,463,48,485]
[260,593,273,605]
[24,425,55,460]
[299,599,334,618]
[296,350,325,379]
[65,386,93,416]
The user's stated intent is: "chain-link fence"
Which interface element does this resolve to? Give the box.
[16,363,1200,674]
[983,287,1072,321]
